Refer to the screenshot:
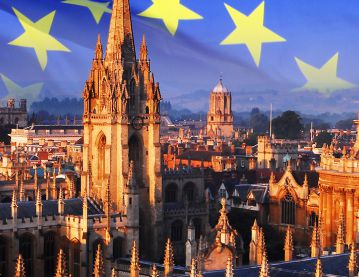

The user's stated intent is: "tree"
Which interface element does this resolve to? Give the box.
[272,111,303,140]
[249,108,269,134]
[314,131,333,148]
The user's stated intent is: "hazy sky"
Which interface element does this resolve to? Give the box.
[0,0,358,113]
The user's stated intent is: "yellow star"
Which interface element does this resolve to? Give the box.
[9,8,70,71]
[221,2,285,67]
[62,0,111,24]
[138,0,203,36]
[0,74,43,102]
[294,53,356,95]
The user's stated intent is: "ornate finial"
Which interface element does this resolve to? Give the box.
[111,268,117,277]
[12,189,18,208]
[55,249,68,277]
[151,264,159,277]
[93,244,104,277]
[225,256,233,277]
[348,243,357,277]
[19,175,25,201]
[130,241,140,277]
[164,238,174,277]
[311,222,321,258]
[284,225,294,261]
[36,187,42,217]
[315,258,323,277]
[190,258,197,277]
[252,219,259,230]
[259,249,269,277]
[14,254,26,277]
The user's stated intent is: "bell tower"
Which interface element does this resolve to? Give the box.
[81,0,163,258]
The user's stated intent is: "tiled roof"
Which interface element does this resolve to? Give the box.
[0,198,103,219]
[201,252,355,277]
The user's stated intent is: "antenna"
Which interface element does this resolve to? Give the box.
[269,103,273,140]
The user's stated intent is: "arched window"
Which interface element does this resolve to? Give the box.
[113,237,123,261]
[19,234,33,277]
[72,240,81,277]
[165,183,178,203]
[129,79,136,115]
[0,236,8,276]
[281,193,296,225]
[44,232,56,277]
[171,220,183,242]
[193,218,202,240]
[98,134,106,180]
[129,136,142,176]
[183,182,196,202]
[309,212,318,227]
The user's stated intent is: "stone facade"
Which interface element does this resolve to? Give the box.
[206,79,233,138]
[0,99,27,127]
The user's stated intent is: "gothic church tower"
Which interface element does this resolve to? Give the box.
[81,0,163,258]
[207,79,234,138]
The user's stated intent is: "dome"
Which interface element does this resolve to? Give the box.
[213,79,229,93]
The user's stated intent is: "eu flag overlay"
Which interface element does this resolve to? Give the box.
[0,0,358,113]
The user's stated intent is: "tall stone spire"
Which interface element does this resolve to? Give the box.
[55,249,68,277]
[225,256,234,277]
[151,264,159,277]
[315,258,323,277]
[14,254,26,277]
[259,248,269,277]
[140,34,148,62]
[93,244,105,277]
[284,225,294,261]
[164,238,174,277]
[348,243,357,277]
[95,34,103,60]
[130,241,140,277]
[105,0,136,69]
[311,222,321,258]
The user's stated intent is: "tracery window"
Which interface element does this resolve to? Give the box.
[72,241,81,277]
[165,183,178,203]
[183,182,196,202]
[309,212,318,227]
[98,135,106,180]
[19,234,33,277]
[44,232,56,277]
[0,236,8,277]
[171,220,183,242]
[281,193,296,225]
[113,237,123,261]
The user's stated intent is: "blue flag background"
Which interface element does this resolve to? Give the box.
[0,0,358,113]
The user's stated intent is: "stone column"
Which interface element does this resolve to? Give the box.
[322,186,328,247]
[346,189,355,245]
[326,188,333,246]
